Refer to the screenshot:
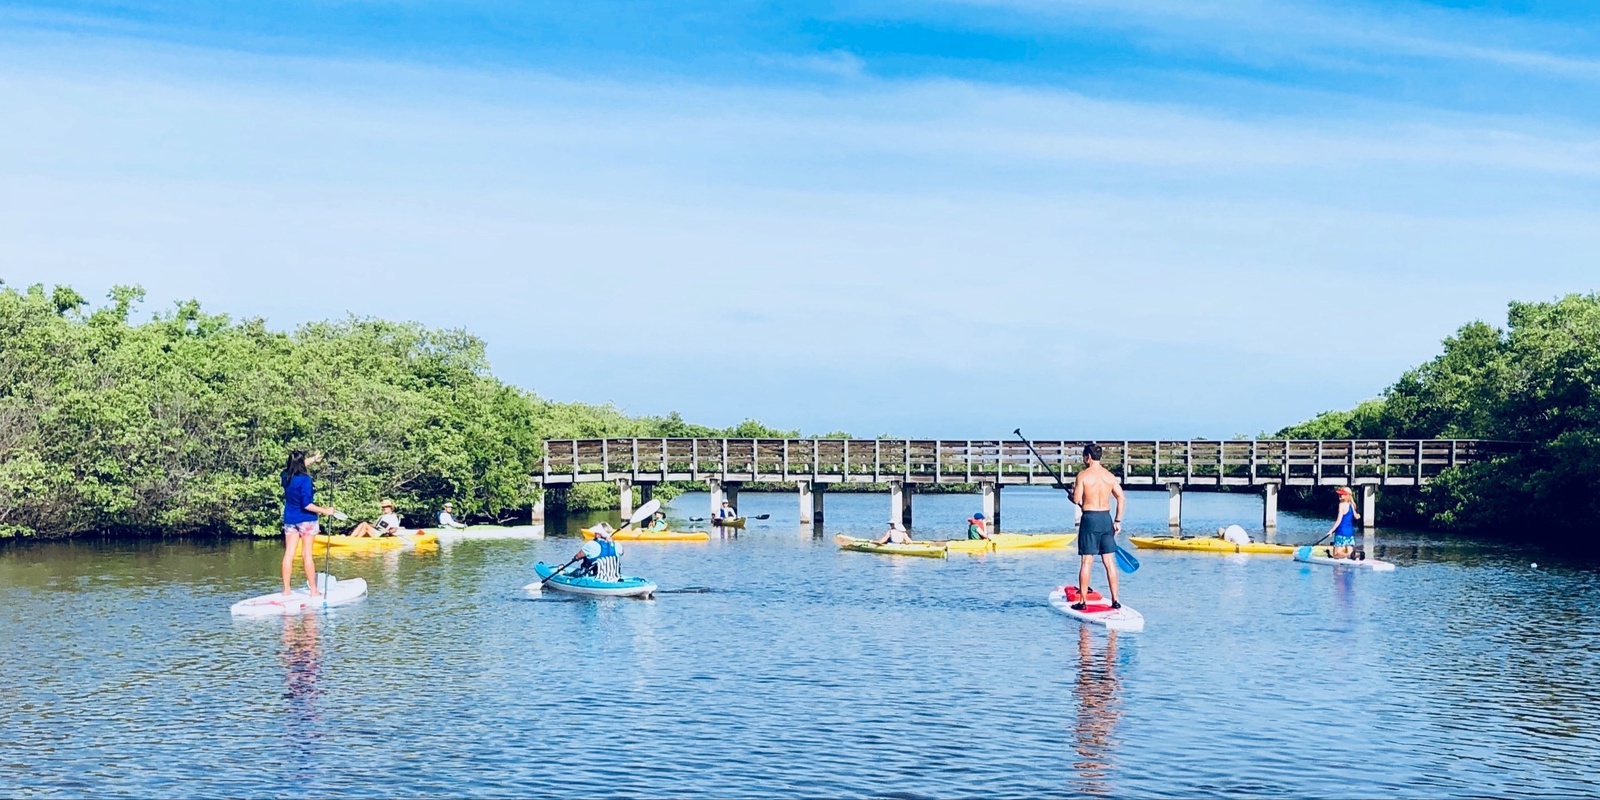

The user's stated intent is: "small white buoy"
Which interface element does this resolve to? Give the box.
[1531,563,1539,570]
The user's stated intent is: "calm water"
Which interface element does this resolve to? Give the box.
[4,487,1600,798]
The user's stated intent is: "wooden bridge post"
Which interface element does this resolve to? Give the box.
[708,478,724,520]
[1361,485,1377,529]
[798,481,814,524]
[889,480,912,527]
[1167,483,1182,529]
[616,478,633,519]
[640,483,654,507]
[1263,482,1279,530]
[981,481,1001,533]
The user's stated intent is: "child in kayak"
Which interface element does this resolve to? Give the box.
[966,512,992,540]
[1327,487,1361,558]
[873,521,913,545]
[646,510,669,532]
[574,525,622,581]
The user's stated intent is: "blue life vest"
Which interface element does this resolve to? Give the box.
[587,537,621,581]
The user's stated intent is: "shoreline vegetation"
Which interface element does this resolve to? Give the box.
[1273,293,1600,534]
[0,283,812,538]
[3,283,1595,538]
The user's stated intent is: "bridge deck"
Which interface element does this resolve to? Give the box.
[537,438,1519,489]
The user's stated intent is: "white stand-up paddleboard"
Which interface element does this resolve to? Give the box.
[435,524,545,541]
[231,574,368,616]
[1294,546,1397,571]
[1048,586,1145,632]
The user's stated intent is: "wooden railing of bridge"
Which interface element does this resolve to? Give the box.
[537,438,1520,489]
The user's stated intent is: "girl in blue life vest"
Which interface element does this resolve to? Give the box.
[1326,486,1361,559]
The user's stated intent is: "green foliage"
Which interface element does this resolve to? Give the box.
[1278,293,1600,532]
[0,283,800,536]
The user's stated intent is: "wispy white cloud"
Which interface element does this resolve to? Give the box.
[1,31,1596,434]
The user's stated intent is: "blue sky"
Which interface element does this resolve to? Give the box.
[3,1,1598,438]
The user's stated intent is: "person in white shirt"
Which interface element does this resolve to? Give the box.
[872,521,913,545]
[1220,524,1251,545]
[350,499,404,537]
[438,502,468,529]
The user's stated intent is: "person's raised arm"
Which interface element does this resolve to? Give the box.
[1111,481,1126,534]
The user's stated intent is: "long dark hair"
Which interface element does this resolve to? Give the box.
[281,450,309,489]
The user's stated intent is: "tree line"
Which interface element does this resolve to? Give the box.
[0,283,795,538]
[1275,293,1600,534]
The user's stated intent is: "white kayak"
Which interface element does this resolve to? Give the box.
[435,524,545,541]
[1294,545,1397,571]
[230,574,368,616]
[1048,586,1145,632]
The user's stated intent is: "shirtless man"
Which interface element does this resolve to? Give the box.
[1071,443,1126,610]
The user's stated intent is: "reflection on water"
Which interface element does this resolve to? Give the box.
[1070,627,1122,798]
[280,614,324,771]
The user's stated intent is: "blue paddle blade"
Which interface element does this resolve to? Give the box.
[1115,545,1140,573]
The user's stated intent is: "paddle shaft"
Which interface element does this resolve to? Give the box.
[540,555,584,588]
[319,461,334,605]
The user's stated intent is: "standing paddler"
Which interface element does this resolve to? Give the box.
[1070,443,1126,611]
[280,450,345,598]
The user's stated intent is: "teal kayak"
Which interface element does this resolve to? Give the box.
[533,562,657,597]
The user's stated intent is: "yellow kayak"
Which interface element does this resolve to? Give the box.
[1130,536,1298,555]
[325,530,438,549]
[582,527,711,542]
[300,530,438,552]
[933,533,1078,553]
[834,534,947,558]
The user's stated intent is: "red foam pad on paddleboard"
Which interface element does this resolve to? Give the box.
[1062,586,1105,602]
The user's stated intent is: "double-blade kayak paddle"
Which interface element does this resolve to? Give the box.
[524,499,661,595]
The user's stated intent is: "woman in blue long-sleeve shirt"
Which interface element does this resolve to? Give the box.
[281,450,344,597]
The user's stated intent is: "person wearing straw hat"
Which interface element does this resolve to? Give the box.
[1326,486,1361,559]
[573,523,623,581]
[349,500,402,538]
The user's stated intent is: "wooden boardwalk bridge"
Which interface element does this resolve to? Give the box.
[535,438,1520,531]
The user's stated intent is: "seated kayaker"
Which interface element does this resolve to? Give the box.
[645,511,669,532]
[966,512,992,540]
[573,526,622,581]
[437,502,468,530]
[349,499,403,537]
[713,500,738,525]
[1219,524,1251,545]
[873,521,913,545]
